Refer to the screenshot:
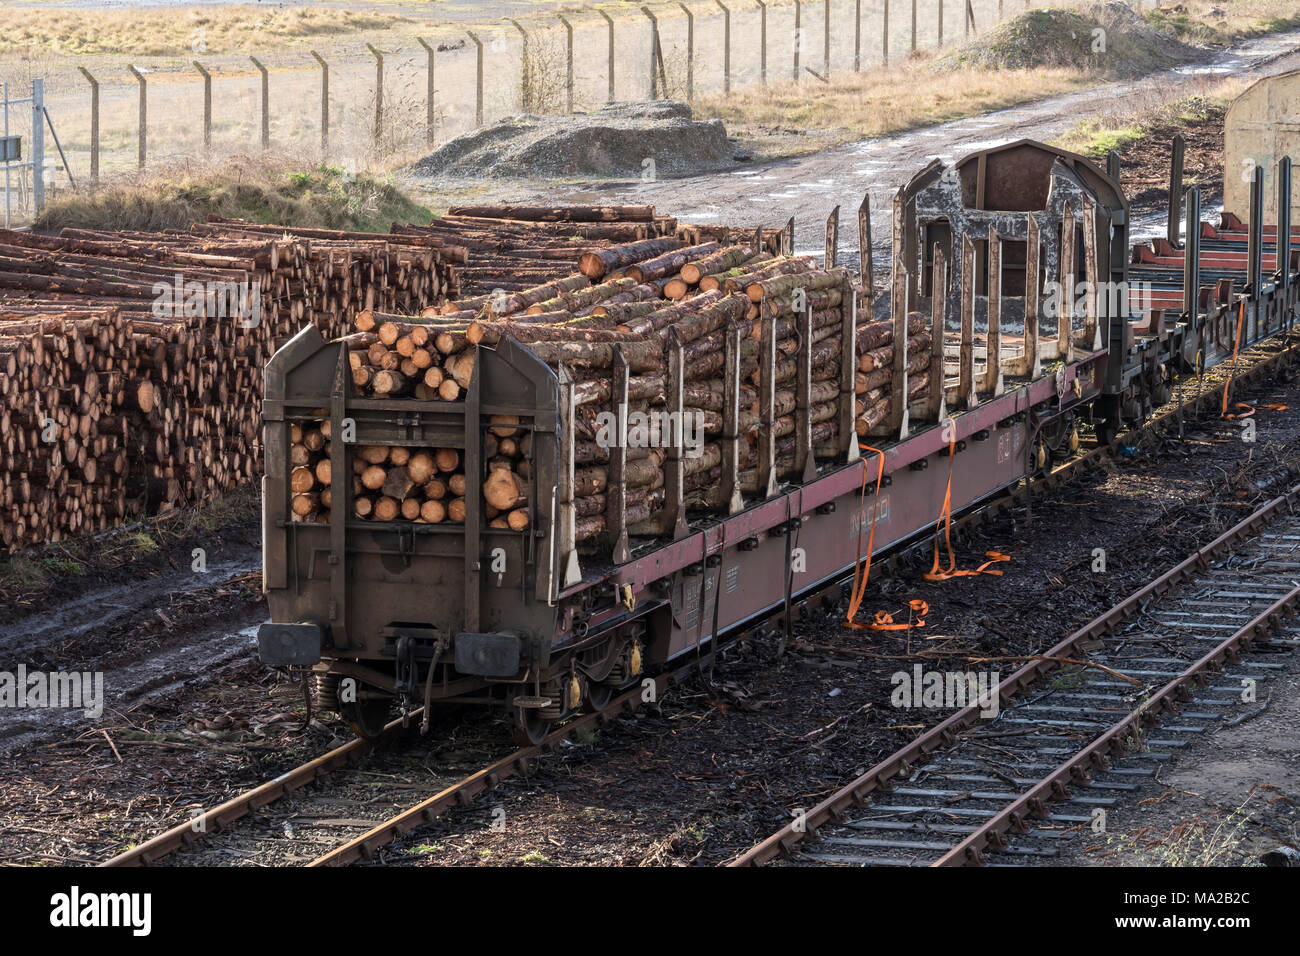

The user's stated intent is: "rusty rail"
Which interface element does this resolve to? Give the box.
[937,579,1300,865]
[731,473,1300,867]
[100,718,397,866]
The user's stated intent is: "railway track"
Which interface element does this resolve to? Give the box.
[102,633,743,867]
[101,328,1300,867]
[731,478,1300,867]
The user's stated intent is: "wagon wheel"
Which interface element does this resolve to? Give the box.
[585,681,615,712]
[340,698,391,741]
[513,709,552,747]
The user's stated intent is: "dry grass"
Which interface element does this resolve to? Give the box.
[0,5,413,57]
[34,154,430,234]
[696,57,1093,158]
[1144,0,1300,45]
[1051,74,1248,157]
[697,0,1297,161]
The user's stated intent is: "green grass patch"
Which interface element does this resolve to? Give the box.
[35,161,431,234]
[1053,93,1229,158]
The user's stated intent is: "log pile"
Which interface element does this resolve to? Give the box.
[0,203,932,553]
[333,208,932,546]
[390,203,782,306]
[349,443,468,525]
[0,219,453,549]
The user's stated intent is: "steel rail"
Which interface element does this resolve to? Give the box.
[935,580,1300,865]
[100,718,400,866]
[309,667,685,866]
[730,478,1300,866]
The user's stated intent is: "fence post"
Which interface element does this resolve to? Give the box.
[193,62,212,153]
[854,0,861,71]
[716,1,731,94]
[249,56,269,149]
[911,0,917,53]
[938,0,944,47]
[509,20,530,110]
[558,16,575,112]
[467,32,485,125]
[366,43,384,141]
[127,65,146,169]
[966,0,976,37]
[416,39,435,143]
[757,0,767,84]
[31,79,43,215]
[599,10,616,101]
[824,0,830,78]
[77,67,99,185]
[883,0,889,65]
[310,51,329,152]
[794,0,801,81]
[642,7,664,100]
[678,4,694,101]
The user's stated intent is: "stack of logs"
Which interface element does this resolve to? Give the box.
[336,207,930,546]
[351,444,468,525]
[0,203,931,552]
[0,219,453,549]
[392,204,679,300]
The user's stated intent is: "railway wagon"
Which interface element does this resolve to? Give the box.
[257,139,1299,742]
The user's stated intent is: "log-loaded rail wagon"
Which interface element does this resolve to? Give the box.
[257,139,1300,741]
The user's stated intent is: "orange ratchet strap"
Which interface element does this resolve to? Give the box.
[922,435,1010,582]
[844,444,886,631]
[868,600,929,631]
[842,444,927,633]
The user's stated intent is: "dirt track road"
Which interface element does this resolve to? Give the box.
[412,28,1300,277]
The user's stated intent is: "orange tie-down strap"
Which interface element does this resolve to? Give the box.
[844,443,887,631]
[844,437,1008,634]
[1219,301,1290,419]
[922,436,1011,582]
[868,600,930,631]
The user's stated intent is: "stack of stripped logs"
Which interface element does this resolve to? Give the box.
[0,221,456,549]
[344,204,936,544]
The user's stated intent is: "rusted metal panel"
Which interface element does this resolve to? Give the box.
[925,246,946,422]
[1224,69,1300,222]
[1059,201,1076,363]
[825,204,840,269]
[1081,196,1101,351]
